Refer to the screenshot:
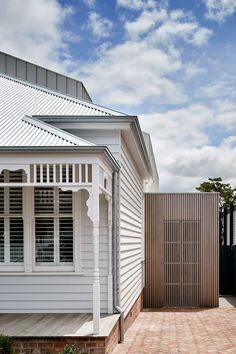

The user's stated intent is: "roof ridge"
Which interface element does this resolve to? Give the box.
[22,115,94,147]
[0,73,126,116]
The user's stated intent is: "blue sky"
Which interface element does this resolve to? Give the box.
[1,0,236,191]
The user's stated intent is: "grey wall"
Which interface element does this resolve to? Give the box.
[0,52,92,102]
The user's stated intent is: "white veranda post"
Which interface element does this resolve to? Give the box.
[91,164,100,334]
[107,195,113,314]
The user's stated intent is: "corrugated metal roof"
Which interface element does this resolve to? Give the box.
[0,74,124,146]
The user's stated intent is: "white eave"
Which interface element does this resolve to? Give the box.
[22,115,94,147]
[36,115,153,180]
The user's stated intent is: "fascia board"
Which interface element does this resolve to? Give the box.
[35,115,135,123]
[0,146,120,172]
[122,128,151,180]
[47,121,131,130]
[34,115,133,130]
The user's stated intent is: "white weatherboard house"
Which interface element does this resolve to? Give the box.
[0,52,158,338]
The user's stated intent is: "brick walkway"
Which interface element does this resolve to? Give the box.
[113,302,236,353]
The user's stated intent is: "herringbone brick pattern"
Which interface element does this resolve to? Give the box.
[113,307,236,353]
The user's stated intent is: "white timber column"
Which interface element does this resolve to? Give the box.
[92,164,100,334]
[107,195,113,314]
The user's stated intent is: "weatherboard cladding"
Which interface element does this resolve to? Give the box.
[0,74,121,146]
[119,137,144,315]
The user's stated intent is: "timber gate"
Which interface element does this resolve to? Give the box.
[143,193,219,308]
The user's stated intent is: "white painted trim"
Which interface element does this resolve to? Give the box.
[0,183,93,188]
[99,186,112,198]
[117,131,122,307]
[0,266,24,272]
[0,164,30,176]
[0,272,84,275]
[0,154,108,165]
[34,265,74,272]
[92,221,100,334]
[107,196,113,314]
[91,164,100,334]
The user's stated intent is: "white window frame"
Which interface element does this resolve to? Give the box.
[33,187,75,272]
[0,171,24,271]
[0,175,82,274]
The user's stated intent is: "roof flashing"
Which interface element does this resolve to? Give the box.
[0,51,92,102]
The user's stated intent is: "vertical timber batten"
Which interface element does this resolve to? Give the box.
[144,193,219,308]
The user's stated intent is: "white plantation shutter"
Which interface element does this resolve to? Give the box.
[9,188,23,214]
[59,218,73,263]
[35,188,54,214]
[0,170,24,265]
[0,218,4,262]
[35,218,54,263]
[59,190,73,214]
[10,218,24,262]
[35,187,73,265]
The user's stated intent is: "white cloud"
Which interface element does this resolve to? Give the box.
[214,100,236,129]
[148,17,212,47]
[124,9,167,38]
[80,7,212,107]
[82,0,96,8]
[198,80,236,99]
[184,63,206,79]
[0,0,74,72]
[140,103,236,192]
[117,0,156,10]
[204,0,236,22]
[80,40,186,106]
[124,7,212,46]
[189,27,212,46]
[88,12,113,39]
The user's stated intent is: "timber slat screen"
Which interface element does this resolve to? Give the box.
[144,193,219,308]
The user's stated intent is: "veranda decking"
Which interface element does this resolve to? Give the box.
[0,313,119,337]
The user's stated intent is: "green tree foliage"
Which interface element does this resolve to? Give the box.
[60,344,80,354]
[0,334,13,354]
[196,177,236,208]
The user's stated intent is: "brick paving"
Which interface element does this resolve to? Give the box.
[113,305,236,353]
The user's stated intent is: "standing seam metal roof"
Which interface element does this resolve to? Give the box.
[0,74,125,146]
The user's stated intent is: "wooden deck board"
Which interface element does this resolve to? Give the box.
[0,313,120,337]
